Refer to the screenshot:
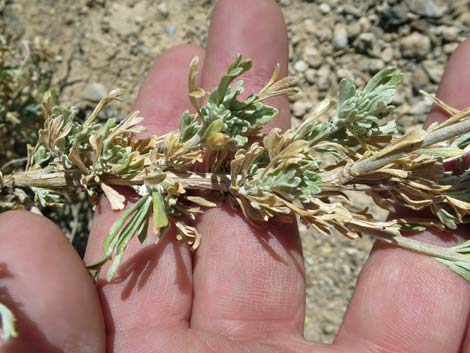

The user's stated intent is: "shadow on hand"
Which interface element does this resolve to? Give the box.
[97,228,192,301]
[214,205,305,277]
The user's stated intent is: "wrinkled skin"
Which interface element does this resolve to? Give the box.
[1,1,470,352]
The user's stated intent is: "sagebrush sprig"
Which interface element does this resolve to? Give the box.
[3,54,470,340]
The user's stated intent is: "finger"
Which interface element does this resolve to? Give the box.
[190,0,306,340]
[427,39,470,126]
[0,211,104,353]
[84,44,205,340]
[335,40,470,353]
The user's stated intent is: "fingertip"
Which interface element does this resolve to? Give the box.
[0,210,63,244]
[427,39,470,126]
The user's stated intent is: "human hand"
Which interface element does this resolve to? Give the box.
[1,1,470,352]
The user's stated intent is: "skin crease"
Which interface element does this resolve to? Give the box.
[1,0,470,352]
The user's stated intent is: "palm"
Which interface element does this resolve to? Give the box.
[2,1,470,353]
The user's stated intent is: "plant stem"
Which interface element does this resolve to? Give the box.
[347,119,470,180]
[372,233,468,263]
[3,169,232,192]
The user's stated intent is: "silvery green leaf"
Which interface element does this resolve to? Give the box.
[209,54,251,105]
[435,207,458,230]
[152,189,169,237]
[451,132,470,149]
[417,147,463,158]
[437,259,470,281]
[201,118,224,140]
[338,78,356,106]
[335,67,403,141]
[33,145,51,165]
[103,195,150,258]
[179,111,201,143]
[363,67,404,94]
[106,195,152,280]
[199,55,278,149]
[106,252,123,282]
[32,187,62,207]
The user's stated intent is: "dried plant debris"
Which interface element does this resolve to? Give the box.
[3,55,470,340]
[0,24,56,167]
[0,23,57,215]
[0,303,17,341]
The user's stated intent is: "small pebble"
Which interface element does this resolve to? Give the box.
[409,0,447,18]
[294,60,308,72]
[319,3,331,14]
[443,42,459,55]
[400,32,431,59]
[333,23,349,49]
[422,60,443,83]
[441,26,459,42]
[157,2,169,18]
[303,46,322,69]
[381,46,394,63]
[317,65,331,91]
[367,58,385,73]
[164,24,176,35]
[82,82,107,102]
[305,69,316,84]
[292,101,309,117]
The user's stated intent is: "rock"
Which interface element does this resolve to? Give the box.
[164,24,176,35]
[292,101,309,117]
[303,19,316,34]
[333,23,349,49]
[294,60,308,72]
[378,3,409,29]
[457,12,470,27]
[345,248,359,256]
[315,26,333,42]
[441,26,459,42]
[319,3,331,14]
[341,4,362,18]
[347,22,361,39]
[317,65,331,91]
[157,2,169,18]
[358,17,371,32]
[353,32,375,52]
[400,32,431,59]
[337,68,354,80]
[408,0,448,18]
[410,100,430,116]
[322,324,337,335]
[422,60,443,83]
[305,69,316,84]
[411,66,430,91]
[108,3,138,36]
[443,42,459,55]
[392,91,406,105]
[303,46,322,69]
[381,46,394,63]
[367,58,385,73]
[82,82,107,102]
